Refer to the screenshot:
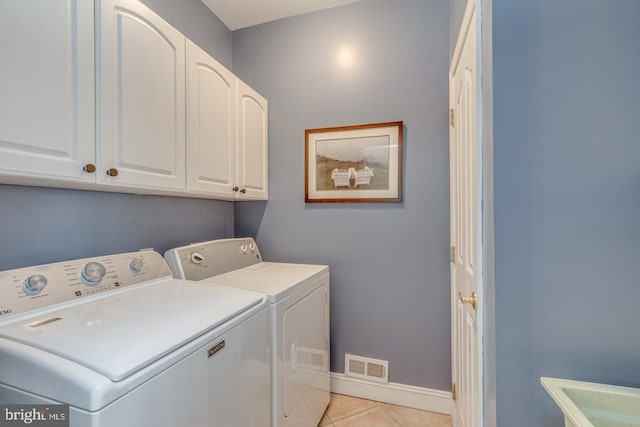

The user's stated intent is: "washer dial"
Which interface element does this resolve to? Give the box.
[80,262,106,285]
[191,253,204,264]
[129,257,144,272]
[23,274,48,295]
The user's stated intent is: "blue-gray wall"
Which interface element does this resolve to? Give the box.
[493,0,640,426]
[141,0,232,68]
[233,0,451,390]
[449,0,467,60]
[0,0,234,271]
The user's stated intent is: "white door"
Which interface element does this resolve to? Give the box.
[450,4,481,427]
[236,80,268,200]
[0,0,95,182]
[97,0,186,191]
[186,40,237,197]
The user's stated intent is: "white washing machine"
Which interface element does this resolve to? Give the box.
[0,250,270,427]
[164,238,330,427]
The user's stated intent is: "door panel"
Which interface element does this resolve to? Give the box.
[450,7,480,427]
[97,0,185,191]
[186,40,236,196]
[237,80,268,199]
[0,0,94,181]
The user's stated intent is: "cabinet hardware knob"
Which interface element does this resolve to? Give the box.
[106,168,119,177]
[83,164,96,173]
[233,186,239,192]
[240,188,247,194]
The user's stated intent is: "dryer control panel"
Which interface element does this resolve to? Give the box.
[0,251,172,320]
[164,238,262,281]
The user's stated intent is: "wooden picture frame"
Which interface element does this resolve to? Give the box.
[305,121,403,203]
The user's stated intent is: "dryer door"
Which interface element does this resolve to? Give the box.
[283,284,329,418]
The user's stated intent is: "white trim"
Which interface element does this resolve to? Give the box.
[330,372,451,415]
[480,0,496,425]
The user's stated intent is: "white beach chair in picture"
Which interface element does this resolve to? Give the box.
[354,167,374,187]
[331,169,350,188]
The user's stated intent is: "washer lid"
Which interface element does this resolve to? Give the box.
[0,279,263,381]
[206,262,328,302]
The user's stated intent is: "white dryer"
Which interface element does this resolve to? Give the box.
[0,250,270,427]
[165,238,330,427]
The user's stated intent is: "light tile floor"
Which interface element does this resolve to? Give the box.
[319,393,453,427]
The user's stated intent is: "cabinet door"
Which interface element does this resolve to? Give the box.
[0,0,95,182]
[236,80,268,200]
[97,0,186,191]
[186,41,236,197]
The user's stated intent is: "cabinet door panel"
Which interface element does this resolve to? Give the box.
[0,0,95,182]
[186,41,236,196]
[97,0,185,191]
[237,80,268,200]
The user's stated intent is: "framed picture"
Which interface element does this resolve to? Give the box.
[305,121,403,203]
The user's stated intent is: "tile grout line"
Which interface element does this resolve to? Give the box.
[326,400,404,427]
[323,412,335,427]
[322,393,453,427]
[377,401,402,427]
[328,404,374,424]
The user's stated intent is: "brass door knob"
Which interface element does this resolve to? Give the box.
[240,188,247,194]
[106,168,119,177]
[233,186,239,192]
[83,164,96,173]
[458,291,478,311]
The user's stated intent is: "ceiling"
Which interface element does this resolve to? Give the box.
[201,0,361,31]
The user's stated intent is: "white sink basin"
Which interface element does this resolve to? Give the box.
[541,377,640,427]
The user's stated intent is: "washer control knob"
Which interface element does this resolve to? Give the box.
[240,244,248,254]
[129,257,144,272]
[190,253,204,264]
[80,262,106,286]
[248,242,256,252]
[23,274,48,295]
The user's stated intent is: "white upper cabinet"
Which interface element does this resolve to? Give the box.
[96,0,186,192]
[236,80,268,200]
[187,41,268,200]
[186,41,236,197]
[0,0,95,182]
[0,0,267,200]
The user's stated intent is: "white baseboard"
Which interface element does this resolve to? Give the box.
[330,372,451,415]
